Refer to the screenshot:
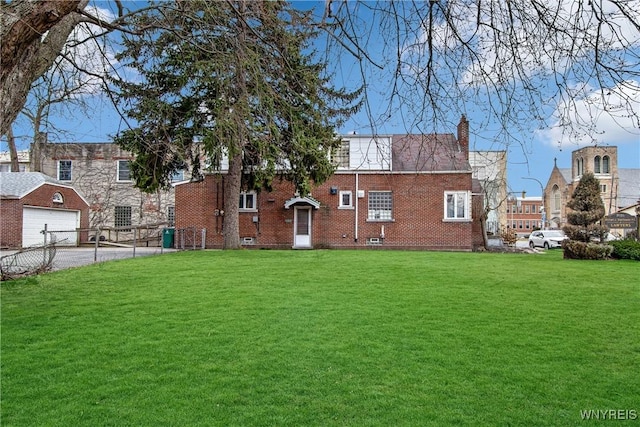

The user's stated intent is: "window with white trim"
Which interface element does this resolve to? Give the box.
[117,160,132,182]
[58,160,72,181]
[239,191,257,211]
[368,191,392,220]
[339,191,352,209]
[444,191,469,220]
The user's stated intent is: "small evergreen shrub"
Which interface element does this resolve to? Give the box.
[609,240,640,261]
[562,240,613,260]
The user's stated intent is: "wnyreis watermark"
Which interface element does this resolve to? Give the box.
[580,409,637,421]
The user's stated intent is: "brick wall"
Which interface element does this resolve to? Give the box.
[0,199,23,248]
[176,171,478,251]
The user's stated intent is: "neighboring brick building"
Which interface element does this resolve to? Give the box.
[505,195,544,237]
[0,172,89,248]
[544,146,639,229]
[175,116,484,250]
[30,140,184,238]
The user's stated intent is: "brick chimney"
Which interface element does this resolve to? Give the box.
[457,115,469,158]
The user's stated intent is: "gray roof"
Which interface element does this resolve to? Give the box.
[558,168,572,184]
[618,168,640,209]
[392,134,470,172]
[0,172,68,198]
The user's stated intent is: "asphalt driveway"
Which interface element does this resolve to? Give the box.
[1,246,177,274]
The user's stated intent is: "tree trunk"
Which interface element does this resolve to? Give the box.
[5,127,19,172]
[0,0,88,138]
[480,210,489,250]
[222,152,243,249]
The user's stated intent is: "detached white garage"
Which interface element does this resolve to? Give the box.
[22,207,80,247]
[1,172,89,249]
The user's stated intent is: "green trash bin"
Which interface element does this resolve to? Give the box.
[162,228,175,248]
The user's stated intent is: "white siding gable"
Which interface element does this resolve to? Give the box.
[343,135,392,171]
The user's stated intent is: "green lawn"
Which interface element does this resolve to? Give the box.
[1,250,638,426]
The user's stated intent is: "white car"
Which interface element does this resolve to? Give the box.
[528,230,568,249]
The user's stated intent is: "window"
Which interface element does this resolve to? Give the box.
[117,160,131,182]
[576,158,584,177]
[339,191,352,208]
[52,192,64,204]
[444,191,469,220]
[58,160,72,181]
[594,156,601,173]
[473,166,487,180]
[532,205,537,214]
[115,206,132,230]
[525,205,530,214]
[368,191,392,220]
[332,139,350,168]
[602,156,610,173]
[600,184,607,193]
[168,205,175,226]
[552,185,561,212]
[171,169,185,182]
[239,191,257,211]
[525,220,530,229]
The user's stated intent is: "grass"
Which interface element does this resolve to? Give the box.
[1,250,639,426]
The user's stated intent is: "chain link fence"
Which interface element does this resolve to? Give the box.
[1,244,57,281]
[1,224,206,281]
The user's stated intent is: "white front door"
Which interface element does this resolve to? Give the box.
[293,206,312,248]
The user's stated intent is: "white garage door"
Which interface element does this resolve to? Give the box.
[22,207,80,247]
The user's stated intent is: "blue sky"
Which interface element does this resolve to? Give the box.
[3,0,639,198]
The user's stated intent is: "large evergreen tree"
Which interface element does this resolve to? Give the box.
[563,172,607,243]
[111,0,360,249]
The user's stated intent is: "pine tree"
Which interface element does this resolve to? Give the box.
[111,0,360,249]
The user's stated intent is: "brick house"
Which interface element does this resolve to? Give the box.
[0,172,89,248]
[505,195,544,237]
[175,116,484,250]
[30,140,185,240]
[544,146,639,230]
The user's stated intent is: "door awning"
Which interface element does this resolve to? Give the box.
[284,196,321,210]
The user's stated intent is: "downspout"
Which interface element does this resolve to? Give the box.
[354,172,359,243]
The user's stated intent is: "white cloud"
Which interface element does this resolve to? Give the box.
[536,80,640,148]
[53,5,119,96]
